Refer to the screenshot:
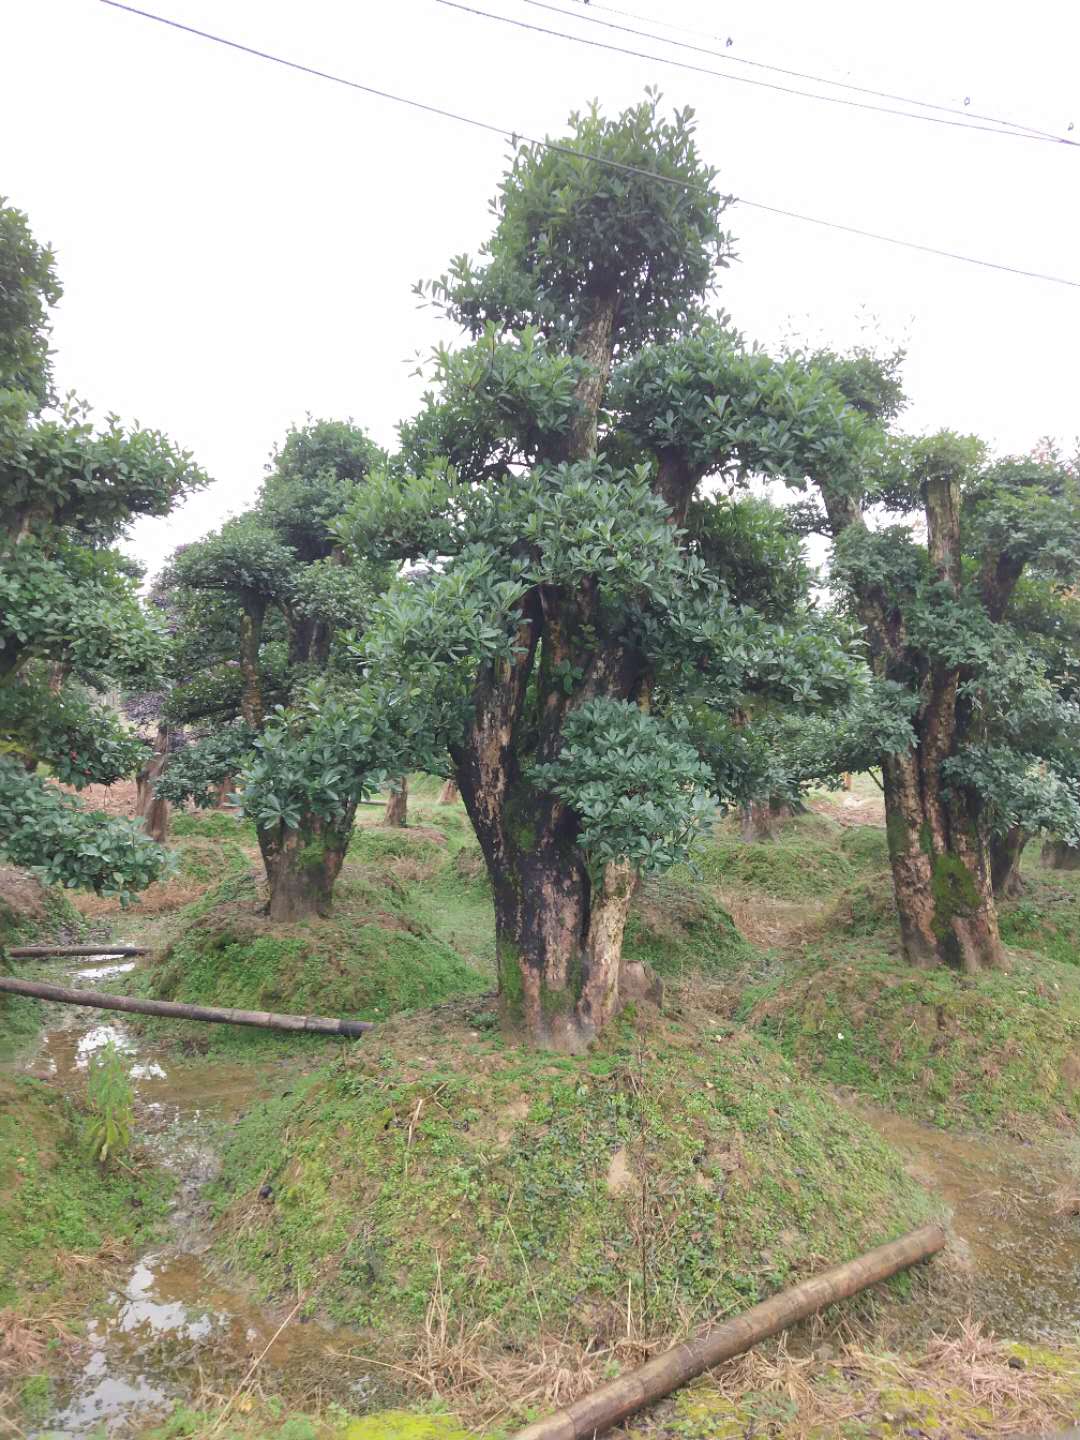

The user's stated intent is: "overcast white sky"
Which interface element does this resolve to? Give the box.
[5,0,1078,579]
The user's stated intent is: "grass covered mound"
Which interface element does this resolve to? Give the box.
[742,946,1080,1132]
[145,834,490,1038]
[0,1074,169,1309]
[693,817,873,902]
[998,853,1080,968]
[209,1004,934,1365]
[624,871,756,977]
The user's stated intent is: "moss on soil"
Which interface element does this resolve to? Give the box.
[741,945,1080,1131]
[208,1004,934,1361]
[636,1337,1080,1439]
[0,1073,170,1311]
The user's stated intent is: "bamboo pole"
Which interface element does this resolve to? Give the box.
[8,945,149,959]
[0,976,374,1037]
[510,1223,946,1440]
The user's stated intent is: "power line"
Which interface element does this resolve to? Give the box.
[97,1,1080,290]
[439,0,1080,148]
[547,0,1071,144]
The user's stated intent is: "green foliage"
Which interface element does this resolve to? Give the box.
[0,198,204,898]
[84,1041,134,1164]
[155,724,257,808]
[0,197,59,405]
[209,1011,932,1340]
[606,320,875,487]
[532,698,714,875]
[0,757,170,896]
[0,677,148,787]
[421,92,732,352]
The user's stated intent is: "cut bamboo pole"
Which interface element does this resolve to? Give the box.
[0,976,374,1037]
[8,945,149,959]
[511,1223,946,1440]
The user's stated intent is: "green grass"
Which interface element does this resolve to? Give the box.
[624,872,757,977]
[0,873,86,1060]
[209,1004,934,1350]
[692,827,857,900]
[170,811,259,843]
[0,1074,171,1310]
[998,854,1080,967]
[741,944,1080,1131]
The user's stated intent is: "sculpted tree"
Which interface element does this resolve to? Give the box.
[341,99,866,1049]
[804,362,1080,969]
[0,199,205,896]
[156,420,387,918]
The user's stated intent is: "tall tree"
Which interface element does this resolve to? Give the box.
[804,365,1080,969]
[340,99,866,1049]
[156,420,387,918]
[0,199,206,896]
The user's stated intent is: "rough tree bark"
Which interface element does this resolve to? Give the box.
[739,798,797,843]
[135,724,170,843]
[820,472,1006,972]
[382,776,408,827]
[452,290,662,1050]
[990,827,1028,899]
[257,805,356,921]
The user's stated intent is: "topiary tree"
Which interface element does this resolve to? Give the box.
[0,199,206,897]
[338,97,869,1049]
[803,370,1080,968]
[155,420,388,917]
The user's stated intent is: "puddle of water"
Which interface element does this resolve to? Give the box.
[8,957,378,1437]
[855,1104,1080,1343]
[73,960,137,981]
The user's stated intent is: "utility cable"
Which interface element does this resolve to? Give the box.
[546,0,1071,143]
[97,1,1080,290]
[437,0,1080,148]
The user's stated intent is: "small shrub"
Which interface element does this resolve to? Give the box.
[84,1042,134,1164]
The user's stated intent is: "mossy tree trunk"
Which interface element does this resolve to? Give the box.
[821,472,1007,973]
[882,751,1004,971]
[990,826,1028,898]
[739,798,796,843]
[257,803,356,921]
[382,776,408,827]
[135,724,170,843]
[458,759,638,1052]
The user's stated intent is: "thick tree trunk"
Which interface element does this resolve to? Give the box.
[882,752,1005,972]
[135,725,170,843]
[1042,839,1080,870]
[437,778,459,805]
[257,807,355,921]
[457,693,640,1051]
[990,827,1028,899]
[382,776,408,827]
[739,798,795,843]
[213,774,236,809]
